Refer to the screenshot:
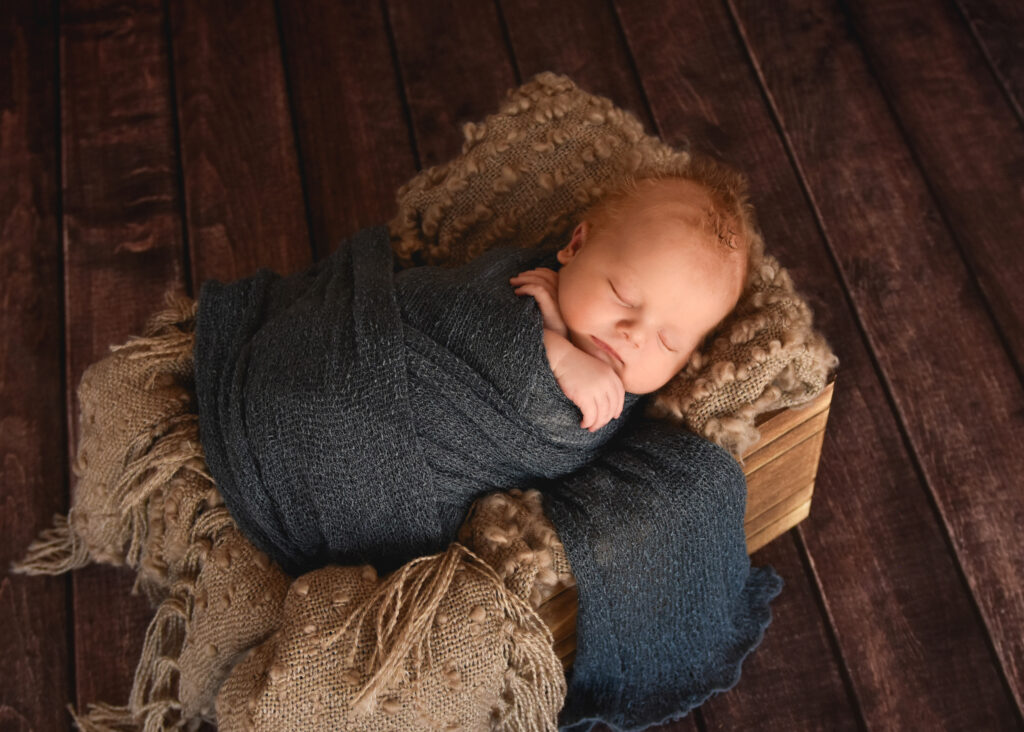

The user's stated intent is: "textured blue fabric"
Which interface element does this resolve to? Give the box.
[541,419,783,730]
[194,225,781,729]
[194,225,639,575]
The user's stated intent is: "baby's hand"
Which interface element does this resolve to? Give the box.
[510,268,567,337]
[544,332,625,432]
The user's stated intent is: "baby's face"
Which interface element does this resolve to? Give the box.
[556,179,746,394]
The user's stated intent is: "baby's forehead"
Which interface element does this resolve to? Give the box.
[616,223,746,294]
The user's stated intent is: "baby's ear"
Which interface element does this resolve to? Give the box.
[557,222,588,265]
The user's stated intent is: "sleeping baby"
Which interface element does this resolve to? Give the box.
[193,172,753,577]
[511,176,748,433]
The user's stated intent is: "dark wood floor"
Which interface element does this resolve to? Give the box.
[3,1,1023,730]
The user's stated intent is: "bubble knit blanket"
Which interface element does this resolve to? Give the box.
[194,224,781,730]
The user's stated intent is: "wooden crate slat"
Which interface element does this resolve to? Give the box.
[553,633,576,669]
[747,380,834,455]
[745,427,825,523]
[747,498,812,556]
[744,400,831,476]
[747,480,816,550]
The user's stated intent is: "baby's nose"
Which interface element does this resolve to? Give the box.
[621,326,645,348]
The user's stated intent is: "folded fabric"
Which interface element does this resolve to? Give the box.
[539,418,783,731]
[194,225,641,577]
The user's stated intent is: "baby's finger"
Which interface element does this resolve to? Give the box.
[511,270,549,285]
[513,283,544,300]
[600,390,613,429]
[581,398,597,431]
[531,268,558,287]
[512,269,556,292]
[591,392,604,432]
[517,267,555,279]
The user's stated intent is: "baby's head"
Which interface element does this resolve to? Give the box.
[556,168,754,394]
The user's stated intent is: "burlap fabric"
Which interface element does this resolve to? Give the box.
[15,293,572,731]
[217,489,571,731]
[391,71,837,457]
[16,295,292,730]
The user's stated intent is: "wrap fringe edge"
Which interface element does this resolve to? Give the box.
[12,290,199,579]
[15,291,224,732]
[328,542,565,731]
[11,511,91,575]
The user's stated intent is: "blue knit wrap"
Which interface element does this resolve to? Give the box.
[194,225,781,730]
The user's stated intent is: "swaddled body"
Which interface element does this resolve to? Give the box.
[195,225,640,576]
[195,175,784,731]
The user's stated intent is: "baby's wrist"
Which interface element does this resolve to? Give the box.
[541,330,574,373]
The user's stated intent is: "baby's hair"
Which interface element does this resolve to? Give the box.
[583,154,764,341]
[585,153,761,267]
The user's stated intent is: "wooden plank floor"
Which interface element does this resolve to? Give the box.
[2,1,1022,730]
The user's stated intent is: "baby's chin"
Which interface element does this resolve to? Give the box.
[622,368,682,395]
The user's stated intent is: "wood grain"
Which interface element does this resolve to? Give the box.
[618,0,1019,727]
[4,2,1020,729]
[169,0,311,285]
[955,0,1024,126]
[0,3,72,730]
[746,392,831,474]
[61,0,185,713]
[841,0,1024,376]
[749,380,834,452]
[500,0,655,132]
[733,0,1024,716]
[275,0,415,257]
[701,537,860,731]
[386,0,517,168]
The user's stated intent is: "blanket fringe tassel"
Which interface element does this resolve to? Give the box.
[326,542,564,731]
[11,510,92,575]
[16,291,216,732]
[68,702,138,732]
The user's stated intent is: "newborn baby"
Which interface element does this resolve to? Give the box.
[512,176,749,431]
[193,174,753,576]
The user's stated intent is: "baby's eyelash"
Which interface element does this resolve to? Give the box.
[609,280,635,307]
[659,333,677,352]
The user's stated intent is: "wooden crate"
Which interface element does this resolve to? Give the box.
[537,380,835,669]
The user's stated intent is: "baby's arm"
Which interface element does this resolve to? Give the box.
[510,268,625,432]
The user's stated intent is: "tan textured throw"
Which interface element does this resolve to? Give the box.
[217,489,571,731]
[14,71,836,731]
